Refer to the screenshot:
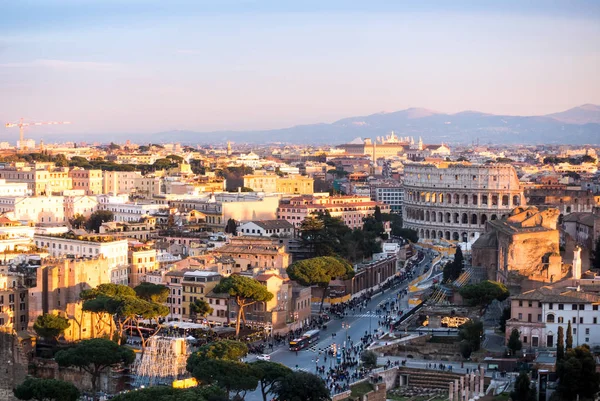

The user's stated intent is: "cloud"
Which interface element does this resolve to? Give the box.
[0,59,120,71]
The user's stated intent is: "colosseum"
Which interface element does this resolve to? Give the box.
[402,162,524,242]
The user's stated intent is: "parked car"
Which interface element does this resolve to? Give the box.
[257,354,271,361]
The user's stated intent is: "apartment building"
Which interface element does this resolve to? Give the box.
[103,171,142,194]
[237,220,294,238]
[277,195,390,229]
[69,168,103,195]
[181,270,222,321]
[128,245,158,287]
[0,267,28,332]
[0,179,29,197]
[33,234,128,284]
[507,286,600,348]
[213,236,291,271]
[29,257,111,341]
[0,165,72,195]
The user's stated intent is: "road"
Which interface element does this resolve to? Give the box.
[244,248,435,400]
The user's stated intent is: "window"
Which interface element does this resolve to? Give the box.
[586,328,590,335]
[519,300,523,307]
[528,301,532,307]
[573,317,577,323]
[558,304,564,310]
[580,317,583,324]
[537,314,542,322]
[549,303,553,310]
[594,317,598,324]
[572,304,577,310]
[546,314,555,323]
[528,314,532,322]
[518,313,523,320]
[558,317,564,323]
[573,328,576,335]
[594,305,598,311]
[523,336,527,344]
[579,304,584,310]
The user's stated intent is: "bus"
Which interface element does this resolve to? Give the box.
[289,329,320,351]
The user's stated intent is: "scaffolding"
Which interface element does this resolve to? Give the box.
[132,336,191,387]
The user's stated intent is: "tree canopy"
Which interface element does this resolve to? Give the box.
[508,328,523,356]
[14,377,80,401]
[213,275,274,338]
[85,210,114,233]
[134,282,169,303]
[591,237,600,271]
[556,345,600,401]
[32,313,70,342]
[443,247,464,283]
[557,326,565,361]
[55,338,134,401]
[360,350,377,369]
[273,371,331,401]
[458,319,483,352]
[190,298,214,321]
[110,386,228,401]
[194,340,248,361]
[287,256,354,312]
[250,360,293,401]
[510,372,536,401]
[459,280,509,307]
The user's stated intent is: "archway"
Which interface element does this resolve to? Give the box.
[452,232,459,241]
[462,232,468,242]
[445,212,451,223]
[471,213,477,225]
[462,213,468,224]
[513,195,520,206]
[481,214,488,225]
[491,214,497,220]
[453,213,459,224]
[445,231,451,240]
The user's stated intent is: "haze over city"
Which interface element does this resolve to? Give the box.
[1,0,600,138]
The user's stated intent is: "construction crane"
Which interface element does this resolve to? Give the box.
[5,118,71,150]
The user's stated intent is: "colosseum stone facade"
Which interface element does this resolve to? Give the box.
[402,162,524,242]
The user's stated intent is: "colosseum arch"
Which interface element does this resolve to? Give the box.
[431,212,436,222]
[425,211,430,221]
[431,231,436,239]
[446,194,451,204]
[445,212,451,223]
[491,214,497,220]
[472,194,478,205]
[438,212,443,222]
[481,214,488,225]
[420,228,424,238]
[439,193,444,203]
[453,213,459,224]
[463,194,469,205]
[513,195,520,206]
[462,232,468,242]
[445,231,451,240]
[425,192,431,203]
[431,193,437,203]
[502,195,509,206]
[481,195,488,206]
[438,230,443,239]
[461,213,468,224]
[425,230,430,239]
[452,232,459,241]
[454,194,460,204]
[492,194,498,206]
[471,213,477,225]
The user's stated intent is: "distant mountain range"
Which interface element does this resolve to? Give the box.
[147,104,600,145]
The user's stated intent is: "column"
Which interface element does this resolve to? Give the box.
[474,381,480,400]
[449,382,454,401]
[460,376,465,401]
[454,378,459,401]
[479,367,485,397]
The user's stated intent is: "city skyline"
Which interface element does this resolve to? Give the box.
[1,0,599,137]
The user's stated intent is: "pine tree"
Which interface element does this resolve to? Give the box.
[566,321,573,350]
[508,328,523,356]
[591,237,600,270]
[557,326,565,360]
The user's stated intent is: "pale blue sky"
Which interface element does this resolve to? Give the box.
[0,1,599,136]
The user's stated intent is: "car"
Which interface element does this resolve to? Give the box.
[257,354,271,361]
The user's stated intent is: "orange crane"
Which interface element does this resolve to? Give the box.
[5,118,71,149]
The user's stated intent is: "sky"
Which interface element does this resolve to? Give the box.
[0,0,599,138]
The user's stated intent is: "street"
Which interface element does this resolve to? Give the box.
[244,248,434,400]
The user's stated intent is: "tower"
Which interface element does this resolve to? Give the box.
[226,141,232,156]
[572,246,582,280]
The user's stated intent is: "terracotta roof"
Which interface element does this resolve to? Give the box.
[512,286,600,304]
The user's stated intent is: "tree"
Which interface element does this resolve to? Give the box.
[250,360,293,401]
[110,386,228,401]
[225,218,238,235]
[194,339,248,361]
[55,338,134,401]
[460,340,473,359]
[134,282,169,303]
[459,280,509,307]
[14,377,79,401]
[508,328,523,356]
[85,210,114,233]
[374,205,382,222]
[273,371,331,401]
[70,213,87,229]
[287,256,354,313]
[213,275,274,338]
[556,345,600,401]
[32,313,70,342]
[557,326,565,361]
[499,306,511,333]
[190,298,214,322]
[187,346,258,400]
[591,237,600,270]
[360,350,377,370]
[443,247,464,283]
[458,319,483,352]
[566,320,573,350]
[510,371,536,401]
